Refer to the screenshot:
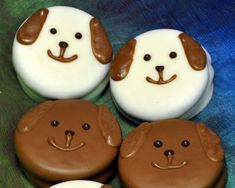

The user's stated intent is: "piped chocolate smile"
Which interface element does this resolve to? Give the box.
[151,150,188,170]
[48,130,85,152]
[146,65,177,85]
[47,41,78,63]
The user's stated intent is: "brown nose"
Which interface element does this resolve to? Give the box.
[59,41,69,48]
[155,66,164,72]
[65,130,75,136]
[164,149,175,157]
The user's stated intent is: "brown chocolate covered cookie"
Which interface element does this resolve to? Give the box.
[15,100,121,187]
[119,119,226,188]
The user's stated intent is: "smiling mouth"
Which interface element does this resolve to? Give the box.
[151,161,188,170]
[151,153,188,170]
[146,72,177,85]
[48,137,85,152]
[47,48,78,63]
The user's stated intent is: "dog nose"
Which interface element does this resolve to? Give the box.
[59,41,69,48]
[65,130,75,136]
[155,66,164,72]
[164,149,175,157]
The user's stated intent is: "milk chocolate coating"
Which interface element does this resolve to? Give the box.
[90,18,113,64]
[17,8,48,45]
[119,119,226,188]
[179,33,206,71]
[110,39,136,81]
[101,185,113,188]
[15,100,121,186]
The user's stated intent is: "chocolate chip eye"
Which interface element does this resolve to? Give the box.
[181,140,190,147]
[169,51,177,59]
[144,54,151,61]
[50,28,57,34]
[51,120,59,127]
[82,123,90,130]
[75,32,82,39]
[153,140,163,148]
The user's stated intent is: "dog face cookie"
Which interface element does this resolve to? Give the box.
[110,29,214,122]
[13,6,112,100]
[119,120,226,188]
[50,180,112,188]
[15,100,121,187]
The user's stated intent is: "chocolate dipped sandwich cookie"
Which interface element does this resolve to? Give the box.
[110,29,214,123]
[13,6,112,102]
[119,119,226,188]
[50,180,112,188]
[15,100,121,187]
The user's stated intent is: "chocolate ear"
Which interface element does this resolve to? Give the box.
[196,123,224,162]
[179,33,206,71]
[17,101,55,134]
[110,39,136,81]
[90,18,113,64]
[101,185,113,188]
[120,123,151,158]
[17,8,49,45]
[98,105,122,147]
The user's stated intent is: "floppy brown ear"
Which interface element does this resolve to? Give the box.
[17,101,55,134]
[98,105,122,147]
[120,123,151,158]
[17,8,49,45]
[196,123,224,162]
[179,33,206,71]
[101,185,113,188]
[110,39,136,81]
[90,18,113,64]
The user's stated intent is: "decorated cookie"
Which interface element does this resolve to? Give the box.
[13,6,112,101]
[119,119,226,188]
[50,180,112,188]
[15,100,121,187]
[110,29,214,122]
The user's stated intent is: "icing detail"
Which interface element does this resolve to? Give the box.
[17,8,49,45]
[146,66,177,85]
[179,33,206,71]
[120,123,151,158]
[48,131,85,152]
[90,18,112,64]
[110,39,136,81]
[152,152,188,170]
[47,48,78,63]
[196,123,224,162]
[98,105,122,147]
[17,101,55,134]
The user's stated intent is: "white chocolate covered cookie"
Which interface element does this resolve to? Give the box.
[13,6,112,101]
[110,29,214,123]
[50,180,112,188]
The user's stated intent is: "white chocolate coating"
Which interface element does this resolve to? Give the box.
[13,6,110,99]
[50,180,103,188]
[110,29,214,122]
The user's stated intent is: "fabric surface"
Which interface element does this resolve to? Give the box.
[0,0,234,187]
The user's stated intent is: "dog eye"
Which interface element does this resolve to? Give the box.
[82,123,90,130]
[153,140,163,148]
[169,51,177,59]
[181,140,190,147]
[50,28,57,35]
[75,32,82,39]
[143,54,151,61]
[51,120,59,127]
